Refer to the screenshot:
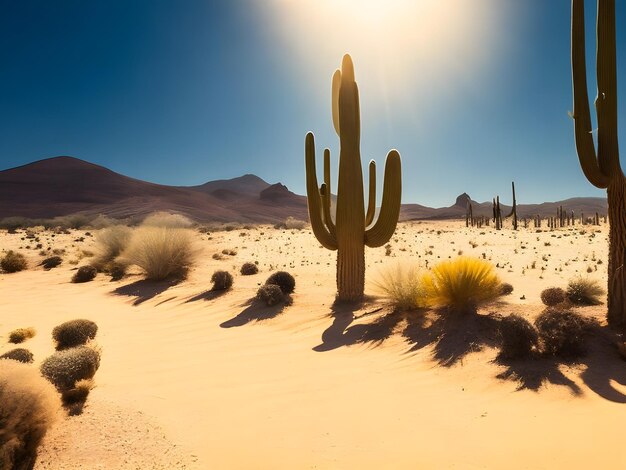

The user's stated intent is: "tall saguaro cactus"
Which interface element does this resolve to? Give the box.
[305,55,402,302]
[572,0,626,329]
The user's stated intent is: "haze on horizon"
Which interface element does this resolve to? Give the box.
[1,0,624,207]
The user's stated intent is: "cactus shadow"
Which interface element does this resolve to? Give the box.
[220,296,291,328]
[112,277,182,306]
[313,298,401,352]
[402,310,502,367]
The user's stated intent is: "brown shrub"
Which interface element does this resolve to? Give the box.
[8,327,36,344]
[71,265,97,283]
[52,319,98,350]
[540,287,567,307]
[1,251,27,273]
[0,360,61,470]
[40,346,101,392]
[0,348,34,364]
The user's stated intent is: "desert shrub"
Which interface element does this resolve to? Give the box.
[41,256,62,270]
[71,265,97,283]
[499,282,514,296]
[566,276,605,305]
[52,319,98,350]
[88,214,124,229]
[40,345,101,392]
[534,309,591,358]
[265,271,295,294]
[51,214,90,229]
[211,270,233,290]
[0,216,31,231]
[142,212,194,228]
[61,378,94,406]
[240,262,258,276]
[498,315,538,360]
[117,226,197,280]
[256,284,284,306]
[540,287,567,306]
[93,225,132,269]
[0,348,34,364]
[8,327,36,344]
[108,262,127,281]
[1,251,27,273]
[0,360,61,470]
[422,257,501,313]
[284,216,307,230]
[372,264,429,310]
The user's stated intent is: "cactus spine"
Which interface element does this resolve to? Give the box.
[305,55,402,302]
[572,0,626,328]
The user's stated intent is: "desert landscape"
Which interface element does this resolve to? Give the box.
[2,0,626,469]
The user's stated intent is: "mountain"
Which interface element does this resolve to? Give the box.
[0,157,308,223]
[0,157,609,223]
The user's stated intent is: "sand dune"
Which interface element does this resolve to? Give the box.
[0,221,625,469]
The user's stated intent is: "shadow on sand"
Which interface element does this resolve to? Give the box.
[112,277,182,306]
[314,301,626,402]
[220,297,292,328]
[185,289,230,303]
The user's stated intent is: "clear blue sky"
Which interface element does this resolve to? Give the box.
[0,0,624,207]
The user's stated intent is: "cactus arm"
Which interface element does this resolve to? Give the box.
[332,70,341,135]
[596,0,622,175]
[321,149,336,235]
[365,160,376,226]
[305,132,338,250]
[365,150,402,247]
[572,0,611,188]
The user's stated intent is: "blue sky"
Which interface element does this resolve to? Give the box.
[0,0,624,207]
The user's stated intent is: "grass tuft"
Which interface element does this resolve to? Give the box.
[1,251,27,273]
[566,276,605,305]
[371,264,429,311]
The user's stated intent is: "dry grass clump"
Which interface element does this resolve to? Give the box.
[1,250,27,273]
[92,225,132,269]
[117,226,198,280]
[142,211,194,228]
[8,327,36,344]
[40,255,62,270]
[499,282,514,296]
[40,345,101,392]
[211,270,233,291]
[284,216,308,230]
[497,315,539,360]
[423,257,501,313]
[61,378,95,406]
[534,308,594,358]
[0,348,34,364]
[256,284,284,306]
[240,262,259,275]
[265,271,296,294]
[566,276,605,305]
[71,265,97,283]
[52,319,98,350]
[540,287,567,307]
[372,264,429,311]
[0,360,61,470]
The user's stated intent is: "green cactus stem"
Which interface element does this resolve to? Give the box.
[305,55,402,302]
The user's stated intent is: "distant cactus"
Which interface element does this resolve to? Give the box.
[571,0,626,328]
[305,55,402,302]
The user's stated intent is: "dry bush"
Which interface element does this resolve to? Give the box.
[256,284,284,306]
[52,319,98,350]
[265,271,295,295]
[40,345,101,392]
[1,251,27,273]
[71,265,97,283]
[211,270,233,291]
[240,262,258,276]
[423,257,501,313]
[0,348,34,364]
[371,264,429,311]
[499,282,514,296]
[497,315,538,360]
[540,287,567,307]
[534,308,594,358]
[117,226,198,280]
[8,327,36,344]
[61,378,94,406]
[93,225,132,269]
[142,212,194,229]
[284,217,307,230]
[0,360,61,470]
[566,276,605,305]
[40,256,62,270]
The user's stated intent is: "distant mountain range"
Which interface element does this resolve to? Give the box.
[0,156,608,223]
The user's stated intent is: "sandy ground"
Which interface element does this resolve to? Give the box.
[1,220,625,469]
